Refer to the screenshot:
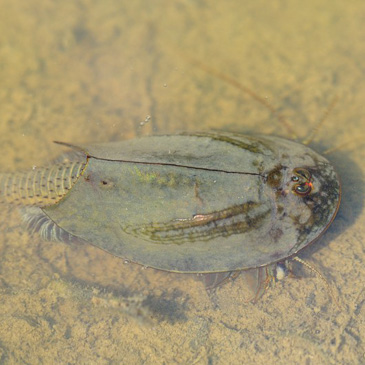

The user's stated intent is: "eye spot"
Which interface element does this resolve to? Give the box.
[100,179,115,188]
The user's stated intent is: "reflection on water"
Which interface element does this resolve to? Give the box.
[0,0,365,363]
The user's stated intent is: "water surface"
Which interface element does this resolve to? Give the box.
[0,0,364,363]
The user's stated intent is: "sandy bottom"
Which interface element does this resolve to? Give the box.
[0,0,364,364]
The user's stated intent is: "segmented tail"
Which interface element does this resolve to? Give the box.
[0,161,87,207]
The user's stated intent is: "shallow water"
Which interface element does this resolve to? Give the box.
[0,0,364,363]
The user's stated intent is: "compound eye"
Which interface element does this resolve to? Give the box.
[291,168,313,196]
[293,168,311,180]
[294,182,312,196]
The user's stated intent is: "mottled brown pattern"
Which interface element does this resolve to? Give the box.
[266,164,284,188]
